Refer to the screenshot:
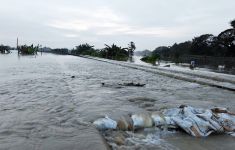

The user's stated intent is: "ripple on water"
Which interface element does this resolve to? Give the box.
[1,52,235,149]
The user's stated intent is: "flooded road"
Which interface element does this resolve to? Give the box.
[0,52,235,150]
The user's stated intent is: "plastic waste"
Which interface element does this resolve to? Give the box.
[93,115,117,130]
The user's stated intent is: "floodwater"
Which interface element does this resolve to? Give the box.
[0,52,235,150]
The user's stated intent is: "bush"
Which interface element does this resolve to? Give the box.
[18,44,38,55]
[141,54,160,65]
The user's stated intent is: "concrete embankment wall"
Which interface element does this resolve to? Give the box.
[78,55,235,91]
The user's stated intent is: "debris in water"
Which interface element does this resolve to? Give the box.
[101,82,146,88]
[121,82,146,87]
[163,65,170,67]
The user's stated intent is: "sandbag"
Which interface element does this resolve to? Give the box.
[93,106,235,137]
[151,112,165,126]
[171,106,234,137]
[131,113,153,129]
[117,116,133,131]
[93,115,117,130]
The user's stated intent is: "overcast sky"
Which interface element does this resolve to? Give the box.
[0,0,234,50]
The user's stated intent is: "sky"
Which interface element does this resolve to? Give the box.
[0,0,234,50]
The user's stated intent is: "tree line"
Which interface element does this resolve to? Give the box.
[69,42,136,61]
[152,19,235,60]
[0,45,11,54]
[1,19,234,62]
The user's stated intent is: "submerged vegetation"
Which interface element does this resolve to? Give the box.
[141,54,160,65]
[18,44,38,55]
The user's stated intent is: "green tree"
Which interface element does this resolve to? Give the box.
[218,20,235,56]
[152,46,170,58]
[141,54,160,65]
[191,34,214,55]
[18,44,38,55]
[72,43,95,55]
[103,44,128,61]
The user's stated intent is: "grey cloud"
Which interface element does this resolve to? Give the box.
[0,0,234,50]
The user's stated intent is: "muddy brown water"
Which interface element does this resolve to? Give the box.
[0,52,235,150]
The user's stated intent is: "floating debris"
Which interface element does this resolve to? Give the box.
[101,82,146,88]
[163,65,170,67]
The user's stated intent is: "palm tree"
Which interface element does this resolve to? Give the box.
[128,42,136,61]
[128,42,136,56]
[103,44,128,60]
[74,43,94,55]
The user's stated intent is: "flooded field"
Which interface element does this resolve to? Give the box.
[0,52,235,150]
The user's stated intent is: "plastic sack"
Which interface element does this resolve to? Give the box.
[171,106,234,137]
[151,113,165,126]
[93,115,117,130]
[131,114,153,128]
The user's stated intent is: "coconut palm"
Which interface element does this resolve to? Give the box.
[103,44,128,60]
[128,41,136,57]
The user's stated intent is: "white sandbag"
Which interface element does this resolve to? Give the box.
[151,113,165,126]
[151,113,178,128]
[131,114,153,128]
[93,115,117,130]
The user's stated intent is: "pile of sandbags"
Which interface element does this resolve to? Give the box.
[93,106,235,137]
